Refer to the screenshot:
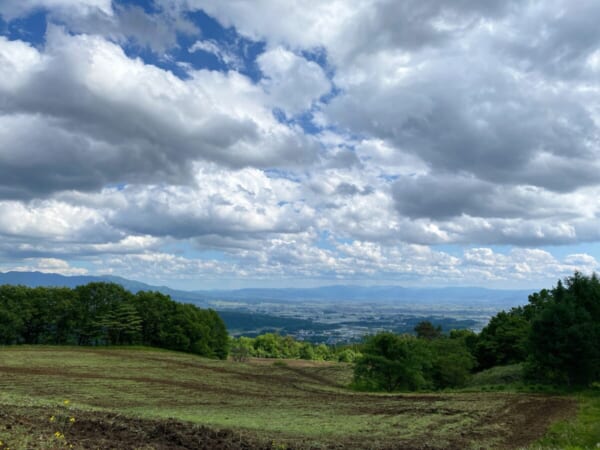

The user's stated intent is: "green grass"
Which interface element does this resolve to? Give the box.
[0,346,578,449]
[530,389,600,450]
[466,363,525,388]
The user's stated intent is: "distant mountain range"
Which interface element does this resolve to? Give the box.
[196,285,531,307]
[0,271,206,303]
[0,271,531,308]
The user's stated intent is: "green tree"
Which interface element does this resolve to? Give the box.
[74,282,133,345]
[299,342,315,360]
[526,273,600,386]
[0,282,228,359]
[253,333,282,358]
[337,348,359,363]
[414,321,442,340]
[96,302,142,345]
[449,328,478,358]
[353,332,431,392]
[475,309,529,370]
[428,338,475,388]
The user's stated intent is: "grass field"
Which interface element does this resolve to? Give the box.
[0,346,579,449]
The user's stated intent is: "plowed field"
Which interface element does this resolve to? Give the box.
[0,347,575,449]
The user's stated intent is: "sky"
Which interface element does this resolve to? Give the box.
[1,0,600,290]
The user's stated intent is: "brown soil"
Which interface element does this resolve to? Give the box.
[246,358,336,368]
[0,350,578,449]
[0,406,272,450]
[449,395,576,450]
[0,393,576,450]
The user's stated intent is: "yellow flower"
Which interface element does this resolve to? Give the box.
[49,415,55,422]
[54,431,64,439]
[69,417,76,423]
[63,399,70,405]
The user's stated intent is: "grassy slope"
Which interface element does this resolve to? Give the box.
[0,347,577,449]
[531,389,600,450]
[465,364,600,449]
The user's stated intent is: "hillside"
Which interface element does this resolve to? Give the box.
[0,347,575,449]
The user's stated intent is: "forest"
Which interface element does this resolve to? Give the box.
[0,282,229,359]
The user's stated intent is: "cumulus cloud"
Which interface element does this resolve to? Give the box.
[0,28,318,199]
[1,258,88,276]
[257,47,331,115]
[109,165,314,241]
[1,0,600,287]
[498,0,600,80]
[185,0,517,64]
[0,0,113,21]
[0,0,199,54]
[392,175,580,220]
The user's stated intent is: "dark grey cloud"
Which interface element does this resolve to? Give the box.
[340,0,518,57]
[0,0,199,54]
[326,53,600,193]
[499,0,600,79]
[392,174,577,220]
[0,0,112,21]
[0,29,318,199]
[335,182,373,197]
[63,3,200,54]
[322,149,362,169]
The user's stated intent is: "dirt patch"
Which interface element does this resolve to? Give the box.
[0,406,273,450]
[432,394,577,450]
[246,358,336,369]
[486,395,577,450]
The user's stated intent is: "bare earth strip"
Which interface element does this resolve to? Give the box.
[0,347,576,449]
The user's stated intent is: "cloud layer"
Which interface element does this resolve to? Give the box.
[1,0,599,288]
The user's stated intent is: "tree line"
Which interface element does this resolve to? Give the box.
[0,282,229,359]
[230,333,361,362]
[354,272,600,391]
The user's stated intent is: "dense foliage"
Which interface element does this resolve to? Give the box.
[525,273,600,386]
[473,272,600,386]
[0,282,229,359]
[353,328,475,391]
[475,309,529,370]
[230,333,361,362]
[353,273,600,392]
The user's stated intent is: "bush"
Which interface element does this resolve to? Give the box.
[467,364,524,388]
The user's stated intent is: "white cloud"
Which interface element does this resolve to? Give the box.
[2,258,88,276]
[0,28,319,199]
[1,0,600,288]
[0,0,113,20]
[257,47,331,115]
[109,165,315,241]
[189,39,242,68]
[0,200,113,241]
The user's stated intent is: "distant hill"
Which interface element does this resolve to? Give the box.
[195,285,530,308]
[0,271,208,305]
[0,271,530,308]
